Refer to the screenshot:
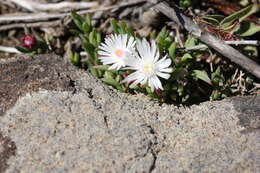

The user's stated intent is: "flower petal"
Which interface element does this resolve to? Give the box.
[122,71,142,84]
[98,34,136,70]
[156,72,171,79]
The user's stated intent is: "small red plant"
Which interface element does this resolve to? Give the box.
[21,35,37,49]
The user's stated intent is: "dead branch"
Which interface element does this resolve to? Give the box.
[0,46,21,54]
[8,0,98,12]
[0,20,62,31]
[224,40,259,45]
[185,40,259,51]
[0,0,146,24]
[149,0,260,79]
[0,12,68,24]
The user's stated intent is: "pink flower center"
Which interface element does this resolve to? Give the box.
[115,49,124,58]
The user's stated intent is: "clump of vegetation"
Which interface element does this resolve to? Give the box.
[67,4,259,105]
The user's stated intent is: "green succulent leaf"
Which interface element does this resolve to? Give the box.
[94,65,117,73]
[181,53,193,62]
[71,11,84,31]
[185,35,198,48]
[15,46,31,53]
[89,29,98,47]
[119,21,127,34]
[156,27,169,40]
[102,71,124,91]
[237,22,260,36]
[82,42,96,62]
[96,33,102,46]
[85,14,92,26]
[82,22,91,33]
[179,0,192,7]
[202,15,225,26]
[111,18,120,34]
[168,42,178,59]
[69,52,81,66]
[220,4,259,29]
[192,70,212,85]
[85,61,99,77]
[102,77,118,87]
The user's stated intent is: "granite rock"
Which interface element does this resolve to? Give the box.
[0,54,259,173]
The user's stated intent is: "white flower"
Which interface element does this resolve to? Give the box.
[98,34,136,70]
[122,38,172,92]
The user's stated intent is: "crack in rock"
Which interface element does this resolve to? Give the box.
[148,149,158,173]
[142,124,162,173]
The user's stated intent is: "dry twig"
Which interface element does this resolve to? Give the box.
[185,40,259,51]
[149,0,260,79]
[0,0,146,24]
[0,20,62,31]
[0,46,21,54]
[8,0,98,12]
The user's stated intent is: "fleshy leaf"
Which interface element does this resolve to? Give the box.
[220,4,259,29]
[237,22,260,36]
[192,70,212,85]
[168,42,178,59]
[71,11,84,31]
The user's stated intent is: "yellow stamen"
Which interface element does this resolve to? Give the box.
[142,64,154,75]
[115,49,123,57]
[143,64,153,72]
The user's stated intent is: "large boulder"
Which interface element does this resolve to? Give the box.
[0,54,259,173]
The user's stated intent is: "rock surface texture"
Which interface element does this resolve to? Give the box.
[0,54,259,173]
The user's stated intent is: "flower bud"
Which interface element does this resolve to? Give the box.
[155,88,161,95]
[21,35,37,49]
